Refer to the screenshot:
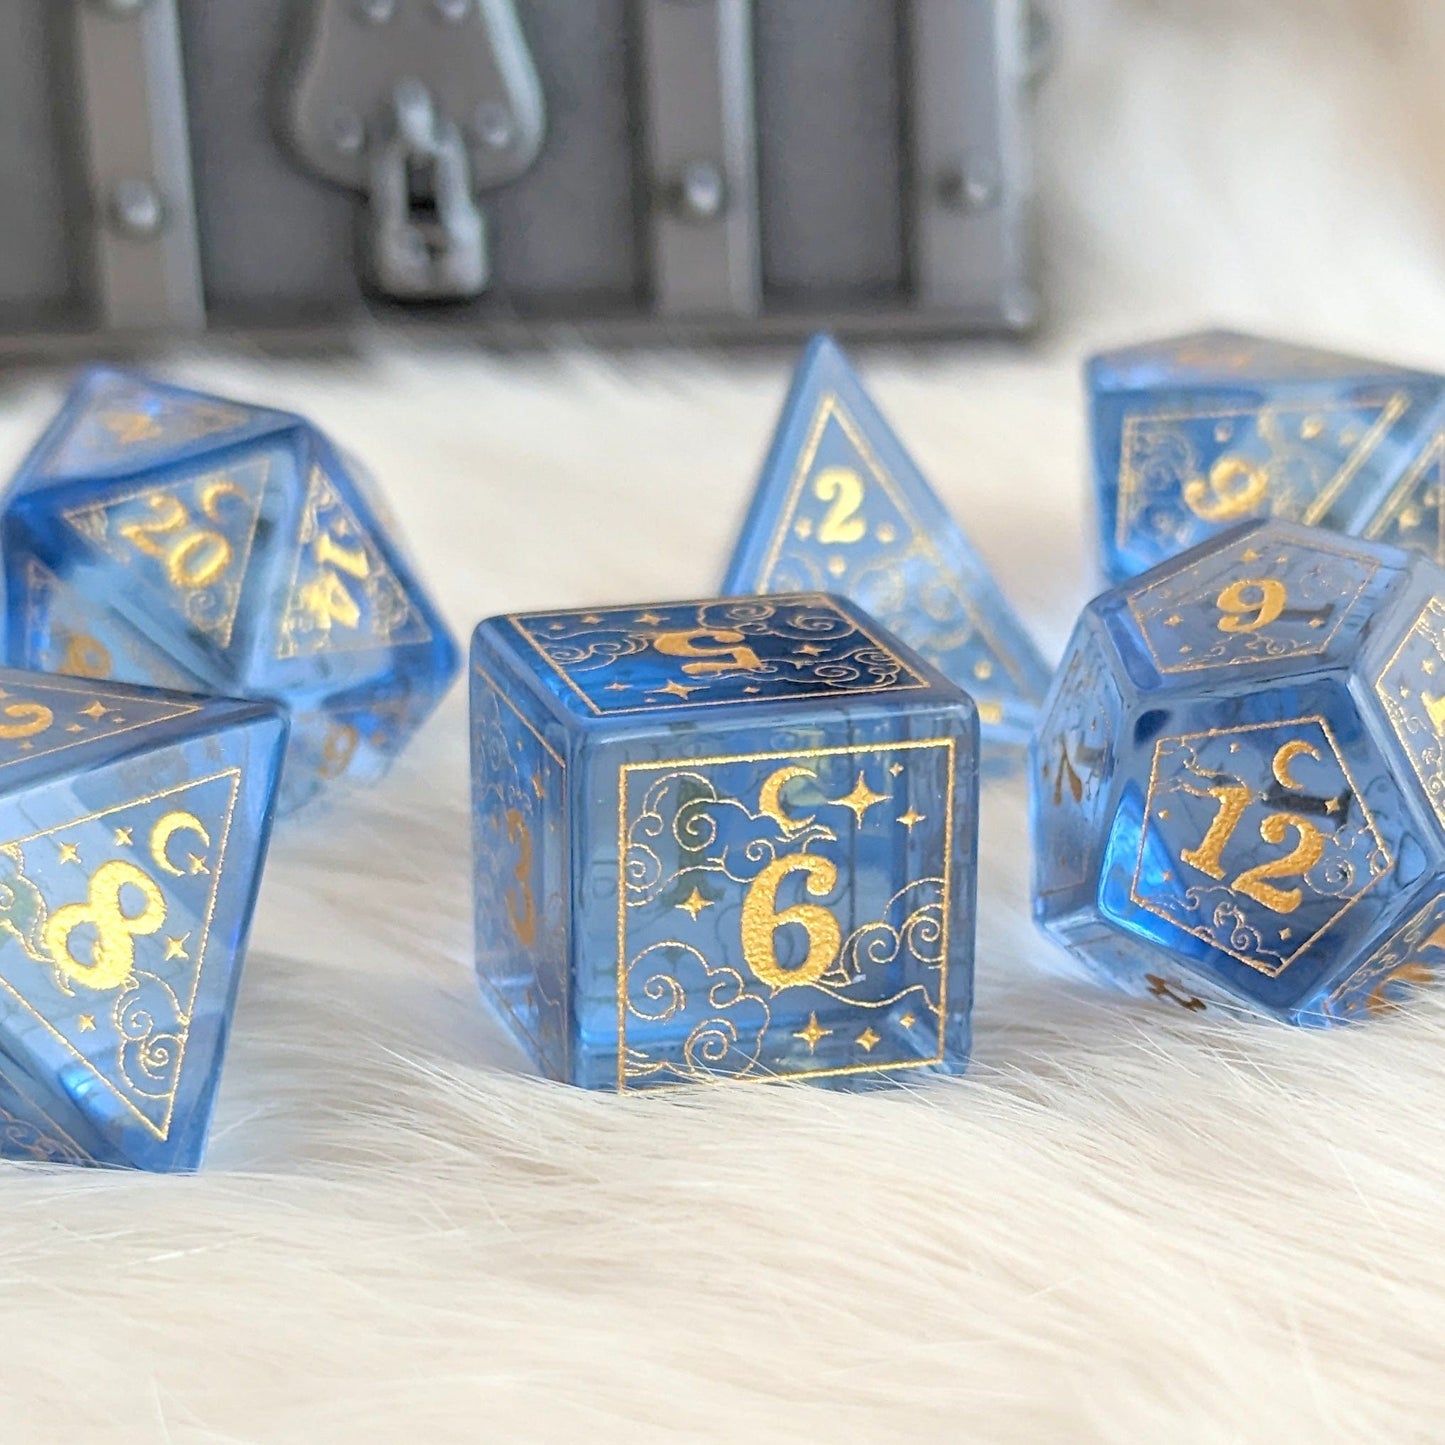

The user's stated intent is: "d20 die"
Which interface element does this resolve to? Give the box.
[1089,329,1445,582]
[1031,518,1445,1025]
[724,334,1050,758]
[471,592,978,1089]
[0,668,286,1169]
[1,367,459,813]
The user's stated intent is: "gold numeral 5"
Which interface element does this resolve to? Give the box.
[812,467,867,544]
[651,628,764,676]
[740,853,841,991]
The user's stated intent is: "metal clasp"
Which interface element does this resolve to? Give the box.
[367,80,485,298]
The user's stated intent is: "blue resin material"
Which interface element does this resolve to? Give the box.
[471,592,979,1089]
[0,667,286,1168]
[1089,329,1445,583]
[1031,518,1445,1025]
[0,367,459,812]
[724,334,1050,758]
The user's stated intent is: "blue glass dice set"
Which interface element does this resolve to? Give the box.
[3,325,1444,1168]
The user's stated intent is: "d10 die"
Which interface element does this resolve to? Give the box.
[725,334,1050,757]
[1,367,459,812]
[471,592,978,1089]
[1089,329,1445,582]
[1031,518,1445,1025]
[0,668,285,1169]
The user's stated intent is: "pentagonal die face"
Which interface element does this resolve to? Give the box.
[1032,520,1445,1023]
[0,368,459,812]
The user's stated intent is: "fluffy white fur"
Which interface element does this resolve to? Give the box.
[3,1,1445,1438]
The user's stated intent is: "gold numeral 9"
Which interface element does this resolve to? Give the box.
[740,853,841,991]
[1182,455,1269,522]
[1215,577,1287,633]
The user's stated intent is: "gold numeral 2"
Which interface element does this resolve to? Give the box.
[812,467,867,544]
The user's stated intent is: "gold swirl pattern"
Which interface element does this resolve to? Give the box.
[1131,719,1392,976]
[1375,597,1445,830]
[616,738,957,1089]
[1321,894,1445,1022]
[508,594,928,717]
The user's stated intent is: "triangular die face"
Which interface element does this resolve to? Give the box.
[276,463,433,661]
[0,665,202,774]
[1363,432,1445,564]
[20,559,204,693]
[725,337,1049,738]
[62,452,270,652]
[42,373,255,479]
[0,767,242,1142]
[1115,393,1416,560]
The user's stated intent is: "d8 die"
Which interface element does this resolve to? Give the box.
[0,668,286,1169]
[1,367,459,812]
[471,592,978,1089]
[1031,519,1445,1025]
[1089,329,1445,582]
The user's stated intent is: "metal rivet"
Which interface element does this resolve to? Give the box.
[108,179,164,239]
[433,0,471,20]
[673,160,726,222]
[90,0,152,15]
[331,110,366,155]
[355,0,395,23]
[473,103,515,151]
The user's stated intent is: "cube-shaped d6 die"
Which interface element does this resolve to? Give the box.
[1090,330,1445,582]
[0,668,286,1169]
[1,367,459,812]
[471,593,979,1089]
[1031,519,1445,1024]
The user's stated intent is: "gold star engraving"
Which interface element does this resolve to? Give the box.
[79,701,109,720]
[580,614,603,625]
[899,1013,916,1029]
[888,763,905,777]
[1157,808,1170,819]
[1325,795,1342,814]
[677,888,713,921]
[794,519,813,540]
[744,686,760,694]
[797,644,826,657]
[856,1027,881,1053]
[650,680,702,701]
[64,724,84,734]
[794,1013,832,1053]
[57,842,81,865]
[164,934,190,962]
[832,773,888,824]
[187,853,209,875]
[113,827,133,847]
[876,523,896,544]
[1165,614,1183,627]
[897,807,926,832]
[973,659,993,680]
[77,1014,95,1032]
[530,773,544,799]
[17,742,32,752]
[605,682,629,692]
[635,612,664,626]
[1241,548,1261,562]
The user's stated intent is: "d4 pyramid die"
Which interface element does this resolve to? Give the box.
[724,334,1050,757]
[1090,329,1445,583]
[0,667,286,1169]
[1,367,460,812]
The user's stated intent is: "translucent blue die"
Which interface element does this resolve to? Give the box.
[0,667,286,1169]
[1031,518,1445,1025]
[725,334,1050,759]
[0,367,459,812]
[1089,329,1445,582]
[471,593,979,1089]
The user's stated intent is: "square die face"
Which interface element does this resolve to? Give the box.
[501,594,932,718]
[589,725,974,1091]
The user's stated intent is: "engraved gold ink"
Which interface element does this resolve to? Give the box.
[44,860,167,992]
[1183,455,1269,522]
[650,628,765,676]
[740,854,842,992]
[504,808,538,946]
[812,466,867,543]
[149,812,210,877]
[1216,578,1287,633]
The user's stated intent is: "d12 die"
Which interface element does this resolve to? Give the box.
[1,367,460,812]
[0,668,285,1169]
[1031,518,1445,1025]
[1089,329,1445,582]
[725,334,1050,758]
[471,592,978,1089]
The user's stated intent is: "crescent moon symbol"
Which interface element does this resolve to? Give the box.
[757,766,817,836]
[1272,740,1321,793]
[150,811,211,877]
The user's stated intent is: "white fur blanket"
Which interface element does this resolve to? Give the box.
[3,2,1444,1439]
